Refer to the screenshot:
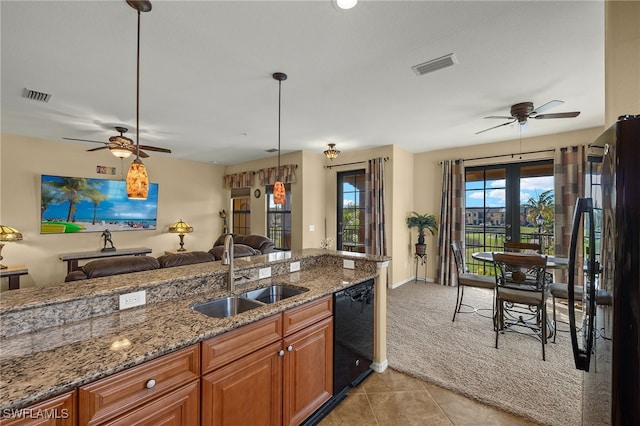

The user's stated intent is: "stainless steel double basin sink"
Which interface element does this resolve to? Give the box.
[192,285,306,319]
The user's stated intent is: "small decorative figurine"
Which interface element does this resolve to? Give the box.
[219,210,228,234]
[101,229,116,252]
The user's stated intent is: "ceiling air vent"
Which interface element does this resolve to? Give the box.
[412,53,457,76]
[23,88,52,103]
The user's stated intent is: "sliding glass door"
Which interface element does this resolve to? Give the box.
[465,160,554,273]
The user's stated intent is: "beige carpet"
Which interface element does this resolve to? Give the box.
[386,281,581,426]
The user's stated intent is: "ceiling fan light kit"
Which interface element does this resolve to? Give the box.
[125,0,152,200]
[475,100,581,135]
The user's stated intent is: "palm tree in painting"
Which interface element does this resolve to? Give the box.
[46,177,99,222]
[84,187,108,225]
[40,185,60,221]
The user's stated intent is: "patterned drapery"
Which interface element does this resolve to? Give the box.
[258,164,297,186]
[222,171,255,189]
[365,158,387,256]
[435,159,465,286]
[554,145,586,283]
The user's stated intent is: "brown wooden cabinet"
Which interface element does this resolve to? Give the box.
[201,296,333,426]
[78,345,199,426]
[0,390,76,426]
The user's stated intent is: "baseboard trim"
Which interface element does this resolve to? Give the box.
[371,359,388,372]
[390,277,434,289]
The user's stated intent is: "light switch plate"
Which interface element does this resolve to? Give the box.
[290,261,301,272]
[259,267,272,279]
[343,259,355,270]
[119,290,146,310]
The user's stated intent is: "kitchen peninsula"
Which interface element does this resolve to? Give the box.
[0,249,390,424]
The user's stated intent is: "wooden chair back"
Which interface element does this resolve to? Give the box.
[504,241,541,253]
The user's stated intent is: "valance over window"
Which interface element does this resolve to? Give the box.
[258,164,297,186]
[222,171,255,189]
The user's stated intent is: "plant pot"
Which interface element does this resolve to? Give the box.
[415,243,427,255]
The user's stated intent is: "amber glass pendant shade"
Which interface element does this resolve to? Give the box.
[126,159,149,199]
[274,181,286,205]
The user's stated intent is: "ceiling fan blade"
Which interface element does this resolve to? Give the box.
[531,100,563,115]
[139,145,172,153]
[475,119,517,134]
[534,111,581,119]
[86,146,108,152]
[483,115,515,120]
[138,150,150,158]
[63,137,105,144]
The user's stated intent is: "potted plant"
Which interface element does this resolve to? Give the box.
[406,211,438,255]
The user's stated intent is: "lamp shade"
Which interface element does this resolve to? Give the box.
[0,226,23,242]
[126,159,149,199]
[109,147,133,158]
[324,143,340,160]
[274,181,286,205]
[169,220,193,234]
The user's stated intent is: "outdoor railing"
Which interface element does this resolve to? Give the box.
[464,226,554,275]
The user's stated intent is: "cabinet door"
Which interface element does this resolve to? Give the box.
[201,341,283,426]
[106,380,199,426]
[0,390,76,426]
[283,316,333,426]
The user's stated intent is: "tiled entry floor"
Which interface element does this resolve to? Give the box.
[319,368,539,426]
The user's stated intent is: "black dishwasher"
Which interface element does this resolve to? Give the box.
[333,278,375,396]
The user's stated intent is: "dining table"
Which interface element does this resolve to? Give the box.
[471,251,569,269]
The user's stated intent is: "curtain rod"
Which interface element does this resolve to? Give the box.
[439,149,555,164]
[325,157,389,169]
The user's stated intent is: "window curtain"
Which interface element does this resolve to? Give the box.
[365,158,387,256]
[222,171,255,189]
[435,159,465,286]
[554,145,586,283]
[258,165,297,186]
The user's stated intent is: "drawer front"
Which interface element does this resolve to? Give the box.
[283,295,333,337]
[79,345,199,426]
[0,390,76,426]
[201,314,282,373]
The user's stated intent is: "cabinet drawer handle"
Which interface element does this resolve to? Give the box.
[278,350,285,357]
[287,345,293,352]
[145,379,156,389]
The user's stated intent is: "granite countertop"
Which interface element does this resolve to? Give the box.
[0,249,388,410]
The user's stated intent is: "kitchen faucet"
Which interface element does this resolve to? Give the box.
[221,234,234,291]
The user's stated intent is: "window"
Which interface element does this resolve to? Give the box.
[465,160,554,274]
[266,184,291,250]
[232,198,251,235]
[336,170,366,253]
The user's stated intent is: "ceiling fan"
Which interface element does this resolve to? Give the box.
[63,126,171,158]
[475,100,581,134]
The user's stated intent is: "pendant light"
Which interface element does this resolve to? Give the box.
[273,72,287,205]
[126,0,152,200]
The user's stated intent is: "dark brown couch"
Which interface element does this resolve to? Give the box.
[64,251,216,282]
[208,234,276,260]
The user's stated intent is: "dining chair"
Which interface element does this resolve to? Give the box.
[504,241,542,253]
[451,241,496,323]
[492,252,549,360]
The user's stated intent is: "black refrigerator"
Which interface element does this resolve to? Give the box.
[568,115,640,425]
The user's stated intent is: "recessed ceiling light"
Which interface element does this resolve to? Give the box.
[335,0,358,10]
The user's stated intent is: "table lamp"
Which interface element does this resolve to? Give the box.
[0,225,23,269]
[168,220,193,252]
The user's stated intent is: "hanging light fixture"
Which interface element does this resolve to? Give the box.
[273,72,287,205]
[126,0,152,200]
[323,143,340,160]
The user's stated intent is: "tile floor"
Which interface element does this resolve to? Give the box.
[319,368,540,426]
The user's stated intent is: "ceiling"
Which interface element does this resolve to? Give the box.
[1,1,605,165]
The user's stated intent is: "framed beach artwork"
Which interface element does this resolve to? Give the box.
[40,175,159,234]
